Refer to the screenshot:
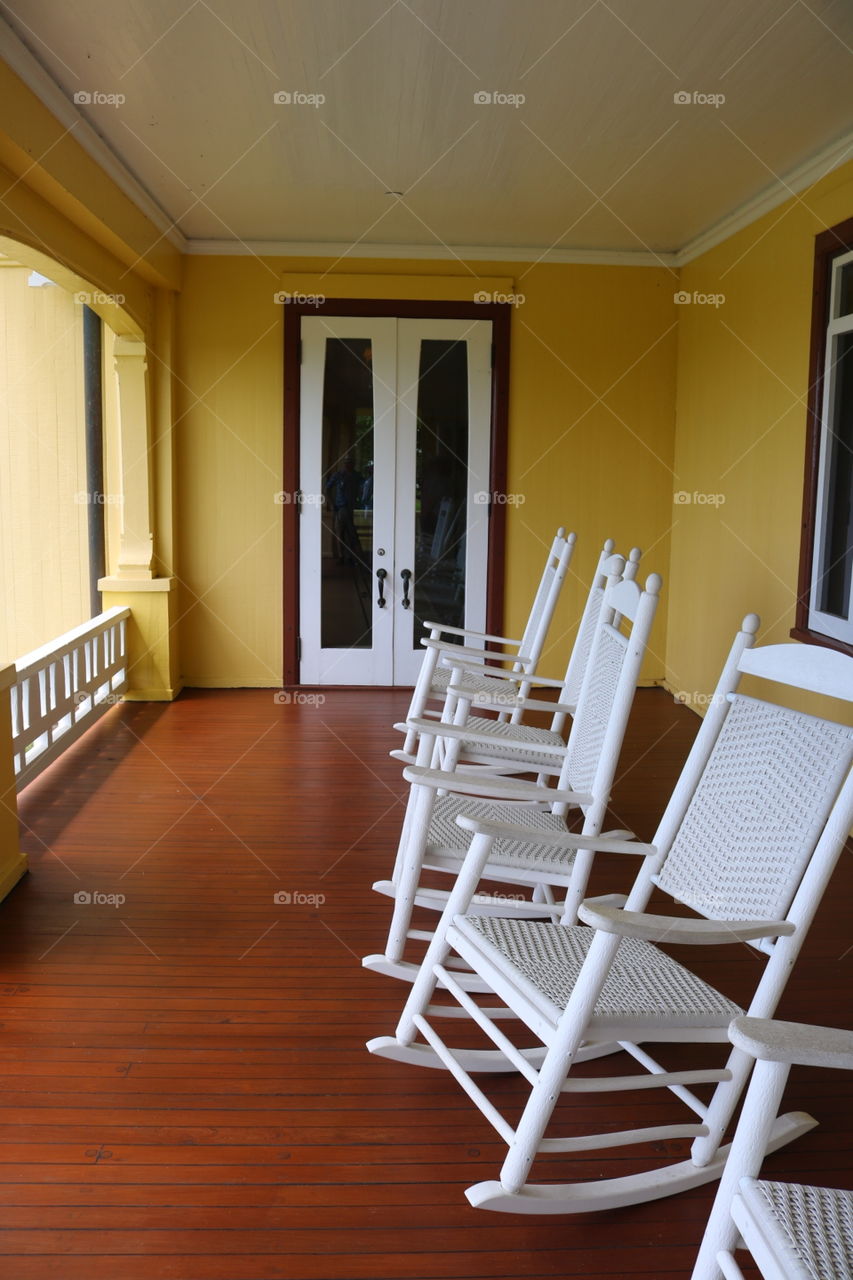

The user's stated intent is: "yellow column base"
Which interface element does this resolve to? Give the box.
[0,664,27,901]
[99,576,182,701]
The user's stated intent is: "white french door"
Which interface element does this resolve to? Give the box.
[298,316,493,685]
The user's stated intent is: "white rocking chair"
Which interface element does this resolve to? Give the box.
[368,619,853,1214]
[400,527,576,758]
[410,541,643,780]
[692,1015,853,1280]
[363,564,662,988]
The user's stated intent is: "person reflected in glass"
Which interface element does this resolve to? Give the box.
[325,455,364,566]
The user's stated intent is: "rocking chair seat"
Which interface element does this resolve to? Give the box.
[426,795,575,870]
[452,715,567,767]
[457,916,743,1031]
[429,665,525,705]
[737,1178,853,1280]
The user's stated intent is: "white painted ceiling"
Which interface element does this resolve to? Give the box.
[3,0,853,257]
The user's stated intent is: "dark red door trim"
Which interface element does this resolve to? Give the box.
[793,214,853,655]
[282,298,511,686]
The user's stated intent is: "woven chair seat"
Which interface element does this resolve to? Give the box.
[458,916,743,1027]
[429,665,523,704]
[425,794,578,871]
[457,715,566,767]
[741,1179,853,1280]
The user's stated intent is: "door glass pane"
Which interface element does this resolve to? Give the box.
[838,262,853,317]
[413,340,469,641]
[320,338,374,648]
[818,330,853,619]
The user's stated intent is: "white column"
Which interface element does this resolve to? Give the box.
[113,336,154,580]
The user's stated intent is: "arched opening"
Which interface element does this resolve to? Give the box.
[0,234,147,660]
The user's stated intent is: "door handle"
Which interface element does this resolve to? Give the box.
[400,569,412,609]
[376,567,388,607]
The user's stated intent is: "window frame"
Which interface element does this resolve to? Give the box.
[793,214,853,656]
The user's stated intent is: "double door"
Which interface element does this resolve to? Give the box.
[298,316,493,684]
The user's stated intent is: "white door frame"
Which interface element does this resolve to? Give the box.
[282,301,511,687]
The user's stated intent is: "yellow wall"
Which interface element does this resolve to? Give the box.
[176,257,678,686]
[666,157,853,721]
[0,262,89,658]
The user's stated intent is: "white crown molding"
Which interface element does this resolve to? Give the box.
[182,239,678,267]
[0,17,187,252]
[675,129,853,267]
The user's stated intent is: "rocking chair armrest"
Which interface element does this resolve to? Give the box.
[404,716,569,757]
[402,764,589,807]
[423,638,533,666]
[509,696,577,716]
[577,896,796,945]
[445,681,525,712]
[728,1016,853,1070]
[422,621,525,647]
[454,817,655,854]
[441,657,566,689]
[445,682,575,719]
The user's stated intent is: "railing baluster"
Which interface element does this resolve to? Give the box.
[9,607,132,790]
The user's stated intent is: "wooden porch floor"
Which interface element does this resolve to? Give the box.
[3,687,851,1279]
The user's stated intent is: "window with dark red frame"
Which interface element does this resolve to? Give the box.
[794,214,853,655]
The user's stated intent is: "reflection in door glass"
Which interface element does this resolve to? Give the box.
[413,340,469,642]
[839,262,853,317]
[320,339,373,649]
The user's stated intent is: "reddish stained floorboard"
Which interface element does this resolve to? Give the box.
[0,686,848,1280]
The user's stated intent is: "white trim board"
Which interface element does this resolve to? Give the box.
[186,241,679,267]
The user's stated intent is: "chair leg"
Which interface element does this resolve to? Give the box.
[691,1058,791,1280]
[386,730,437,888]
[496,928,624,1194]
[379,783,434,965]
[369,831,539,1070]
[393,831,498,1044]
[690,1046,756,1168]
[404,645,440,756]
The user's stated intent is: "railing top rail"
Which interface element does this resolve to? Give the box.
[14,607,131,680]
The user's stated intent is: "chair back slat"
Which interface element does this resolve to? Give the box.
[559,540,616,707]
[516,530,575,668]
[562,624,630,797]
[657,695,853,922]
[555,569,661,803]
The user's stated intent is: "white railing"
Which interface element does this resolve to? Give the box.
[10,606,131,790]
